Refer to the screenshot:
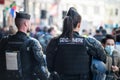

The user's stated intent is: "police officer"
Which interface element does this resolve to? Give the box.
[0,12,49,80]
[46,7,106,80]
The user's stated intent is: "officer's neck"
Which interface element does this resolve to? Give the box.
[73,28,80,33]
[73,23,80,32]
[18,27,27,34]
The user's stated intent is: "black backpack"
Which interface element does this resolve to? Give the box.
[4,36,30,80]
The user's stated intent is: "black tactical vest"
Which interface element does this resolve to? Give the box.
[5,35,32,80]
[54,37,90,75]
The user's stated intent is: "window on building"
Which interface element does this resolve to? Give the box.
[115,8,118,16]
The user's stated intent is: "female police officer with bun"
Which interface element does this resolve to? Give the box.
[46,7,107,80]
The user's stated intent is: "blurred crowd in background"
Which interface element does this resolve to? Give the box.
[0,0,120,53]
[0,24,120,53]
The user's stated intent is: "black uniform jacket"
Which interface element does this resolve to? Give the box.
[0,31,49,80]
[46,31,106,72]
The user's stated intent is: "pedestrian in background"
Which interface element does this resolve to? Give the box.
[94,29,105,42]
[101,34,120,80]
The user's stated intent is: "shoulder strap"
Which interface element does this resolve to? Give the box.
[111,54,115,66]
[20,37,32,52]
[0,35,12,52]
[111,54,120,79]
[108,54,115,73]
[1,35,10,44]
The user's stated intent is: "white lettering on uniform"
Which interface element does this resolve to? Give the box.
[60,38,70,42]
[72,38,83,43]
[60,38,83,43]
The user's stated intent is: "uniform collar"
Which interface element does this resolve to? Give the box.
[15,31,29,39]
[73,31,80,37]
[16,31,27,36]
[73,31,79,35]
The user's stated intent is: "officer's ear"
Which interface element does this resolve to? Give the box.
[24,20,28,27]
[77,22,81,28]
